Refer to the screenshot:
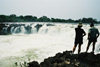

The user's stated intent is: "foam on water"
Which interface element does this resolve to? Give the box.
[0,23,100,67]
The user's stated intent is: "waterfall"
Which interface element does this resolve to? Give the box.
[13,27,20,33]
[39,24,48,34]
[0,23,55,35]
[10,26,15,34]
[20,26,26,34]
[0,22,100,67]
[31,24,37,34]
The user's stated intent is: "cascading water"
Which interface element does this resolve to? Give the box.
[0,22,100,67]
[0,23,44,34]
[20,26,26,34]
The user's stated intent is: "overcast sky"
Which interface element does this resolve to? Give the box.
[0,0,100,20]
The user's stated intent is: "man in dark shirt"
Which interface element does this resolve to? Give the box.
[86,23,99,53]
[72,22,86,54]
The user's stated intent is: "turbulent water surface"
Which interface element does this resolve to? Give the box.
[0,22,100,67]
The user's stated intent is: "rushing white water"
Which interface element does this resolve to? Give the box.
[0,23,100,67]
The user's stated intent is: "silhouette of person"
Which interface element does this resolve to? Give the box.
[72,22,86,54]
[86,23,99,53]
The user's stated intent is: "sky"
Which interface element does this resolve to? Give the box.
[0,0,100,20]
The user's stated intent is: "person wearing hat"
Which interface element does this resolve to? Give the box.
[86,23,99,53]
[72,22,86,54]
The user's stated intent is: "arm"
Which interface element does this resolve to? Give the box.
[96,29,99,38]
[83,29,86,37]
[88,33,90,39]
[83,32,86,37]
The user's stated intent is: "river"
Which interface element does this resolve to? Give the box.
[0,22,100,67]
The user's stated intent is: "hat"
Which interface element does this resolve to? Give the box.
[78,22,83,27]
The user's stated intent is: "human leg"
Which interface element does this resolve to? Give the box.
[86,41,92,52]
[72,44,77,53]
[92,42,96,53]
[78,44,81,54]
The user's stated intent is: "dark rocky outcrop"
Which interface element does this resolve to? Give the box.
[46,24,55,26]
[28,61,40,67]
[0,23,26,35]
[28,51,100,67]
[35,24,43,32]
[0,23,44,35]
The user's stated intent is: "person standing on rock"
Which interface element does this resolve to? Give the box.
[86,23,99,53]
[72,22,86,54]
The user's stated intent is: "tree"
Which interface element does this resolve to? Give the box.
[66,19,74,22]
[0,14,99,23]
[81,18,97,23]
[32,16,37,21]
[0,15,8,22]
[23,15,34,21]
[38,16,50,22]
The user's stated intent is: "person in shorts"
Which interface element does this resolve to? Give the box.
[72,22,86,54]
[86,23,99,53]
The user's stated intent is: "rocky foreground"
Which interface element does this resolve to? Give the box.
[28,51,100,67]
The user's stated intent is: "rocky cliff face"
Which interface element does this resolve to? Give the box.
[28,51,100,67]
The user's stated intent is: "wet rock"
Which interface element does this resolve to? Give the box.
[35,24,42,32]
[28,61,40,67]
[28,50,100,67]
[46,24,55,26]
